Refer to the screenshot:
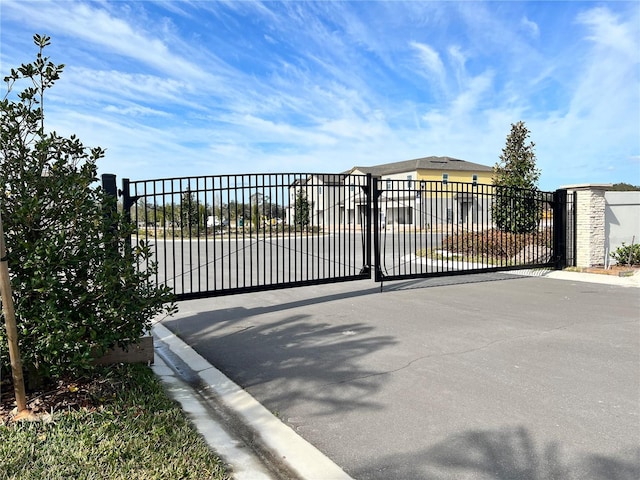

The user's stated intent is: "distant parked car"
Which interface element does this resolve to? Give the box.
[207,216,228,231]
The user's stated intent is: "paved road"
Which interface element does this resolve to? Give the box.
[142,231,460,296]
[162,273,639,479]
[149,234,368,295]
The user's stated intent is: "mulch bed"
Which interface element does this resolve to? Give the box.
[0,375,118,425]
[580,265,640,276]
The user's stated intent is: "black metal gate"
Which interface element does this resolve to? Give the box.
[117,173,372,300]
[371,178,575,284]
[109,173,575,300]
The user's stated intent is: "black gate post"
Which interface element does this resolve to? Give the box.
[101,174,119,256]
[359,173,373,276]
[120,178,137,254]
[553,189,568,270]
[372,175,384,283]
[366,173,373,276]
[571,190,577,267]
[102,173,117,198]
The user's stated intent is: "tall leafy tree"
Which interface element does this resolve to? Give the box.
[492,121,542,233]
[0,35,175,381]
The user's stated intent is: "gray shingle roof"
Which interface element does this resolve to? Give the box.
[348,156,493,176]
[294,174,346,186]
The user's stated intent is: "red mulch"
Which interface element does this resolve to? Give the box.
[581,265,640,276]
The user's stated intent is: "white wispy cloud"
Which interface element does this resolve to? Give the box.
[1,1,638,188]
[410,41,447,91]
[59,68,199,108]
[577,6,637,59]
[521,16,540,38]
[531,6,640,184]
[5,0,255,115]
[102,105,170,118]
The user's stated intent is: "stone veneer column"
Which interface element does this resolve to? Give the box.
[564,184,609,268]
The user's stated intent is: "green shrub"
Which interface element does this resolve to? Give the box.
[0,35,176,382]
[492,187,544,234]
[441,229,551,260]
[610,242,640,266]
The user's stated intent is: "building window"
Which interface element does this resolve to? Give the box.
[407,175,412,189]
[472,174,478,185]
[442,173,449,184]
[318,186,323,195]
[386,179,392,190]
[349,185,355,192]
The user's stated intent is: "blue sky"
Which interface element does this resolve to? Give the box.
[1,1,639,190]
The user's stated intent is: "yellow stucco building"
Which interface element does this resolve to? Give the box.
[346,156,495,228]
[347,155,494,186]
[286,156,496,229]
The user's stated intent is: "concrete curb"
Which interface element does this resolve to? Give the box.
[543,269,640,287]
[152,322,354,480]
[505,268,640,288]
[151,354,274,480]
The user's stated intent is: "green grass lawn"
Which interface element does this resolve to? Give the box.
[0,364,230,480]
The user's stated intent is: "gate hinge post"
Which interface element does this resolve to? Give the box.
[552,189,568,270]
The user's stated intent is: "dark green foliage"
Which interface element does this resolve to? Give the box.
[249,192,265,232]
[180,190,200,234]
[294,188,310,227]
[492,186,546,234]
[610,242,640,266]
[0,35,175,381]
[608,183,640,191]
[492,121,542,233]
[442,229,552,261]
[252,203,260,231]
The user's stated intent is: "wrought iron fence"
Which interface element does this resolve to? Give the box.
[121,173,372,299]
[110,173,575,299]
[373,179,566,282]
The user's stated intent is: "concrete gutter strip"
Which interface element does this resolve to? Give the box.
[543,269,640,287]
[151,355,274,480]
[507,268,640,288]
[152,322,354,480]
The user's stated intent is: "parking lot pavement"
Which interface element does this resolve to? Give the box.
[160,271,640,480]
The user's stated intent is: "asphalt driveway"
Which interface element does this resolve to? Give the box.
[162,272,640,480]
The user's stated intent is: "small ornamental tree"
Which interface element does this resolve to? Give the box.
[492,121,542,234]
[180,190,199,234]
[294,188,310,227]
[250,193,264,232]
[0,35,176,382]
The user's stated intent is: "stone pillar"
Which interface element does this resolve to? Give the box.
[563,184,610,268]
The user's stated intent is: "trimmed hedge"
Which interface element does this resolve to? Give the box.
[442,229,552,260]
